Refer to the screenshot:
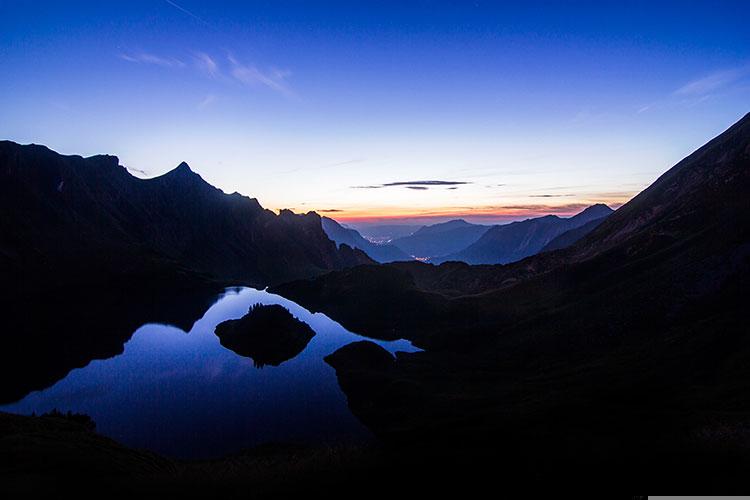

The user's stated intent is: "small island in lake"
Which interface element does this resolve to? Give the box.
[214,304,316,367]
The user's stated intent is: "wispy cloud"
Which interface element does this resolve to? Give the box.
[636,104,652,114]
[323,158,364,168]
[406,186,429,190]
[119,49,296,99]
[193,51,219,78]
[384,180,470,187]
[528,194,576,198]
[227,54,295,97]
[353,180,471,189]
[164,0,212,27]
[120,52,185,68]
[197,94,217,109]
[673,66,748,97]
[468,203,592,215]
[638,63,750,114]
[126,166,149,176]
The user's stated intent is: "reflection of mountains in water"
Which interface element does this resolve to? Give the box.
[0,279,224,404]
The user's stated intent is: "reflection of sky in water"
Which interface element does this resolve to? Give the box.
[0,287,419,459]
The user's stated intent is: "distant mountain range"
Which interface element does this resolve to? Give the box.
[435,204,613,264]
[354,224,423,243]
[0,141,372,292]
[390,219,490,259]
[327,207,613,265]
[322,217,412,263]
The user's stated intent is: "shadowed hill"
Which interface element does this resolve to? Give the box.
[390,219,490,259]
[539,214,610,252]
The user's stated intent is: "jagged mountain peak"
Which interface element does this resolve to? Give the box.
[155,161,211,188]
[175,161,192,172]
[166,161,198,177]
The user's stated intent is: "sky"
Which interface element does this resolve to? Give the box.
[1,1,749,225]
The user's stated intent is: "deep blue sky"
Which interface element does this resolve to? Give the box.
[2,1,748,222]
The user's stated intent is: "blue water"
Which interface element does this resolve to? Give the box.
[0,287,418,458]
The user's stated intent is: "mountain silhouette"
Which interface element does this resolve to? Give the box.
[390,219,490,259]
[321,217,412,263]
[355,224,424,243]
[0,141,372,292]
[539,213,610,252]
[435,204,613,264]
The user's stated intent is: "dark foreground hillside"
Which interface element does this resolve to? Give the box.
[272,112,750,490]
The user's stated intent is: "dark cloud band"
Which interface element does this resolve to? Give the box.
[352,180,470,189]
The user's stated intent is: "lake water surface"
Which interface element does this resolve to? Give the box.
[0,287,418,458]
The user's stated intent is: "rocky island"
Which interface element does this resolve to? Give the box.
[214,304,316,367]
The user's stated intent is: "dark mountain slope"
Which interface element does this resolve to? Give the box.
[0,141,372,291]
[275,113,749,346]
[355,224,423,243]
[390,219,490,259]
[569,115,750,262]
[540,214,609,252]
[271,113,750,483]
[321,216,412,263]
[438,204,613,264]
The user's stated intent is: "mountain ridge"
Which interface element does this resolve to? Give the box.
[435,203,613,264]
[390,219,490,259]
[321,216,413,263]
[0,140,373,291]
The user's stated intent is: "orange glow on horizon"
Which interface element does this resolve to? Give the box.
[288,198,629,225]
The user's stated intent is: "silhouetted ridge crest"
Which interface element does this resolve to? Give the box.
[0,140,373,290]
[569,111,750,259]
[438,203,613,264]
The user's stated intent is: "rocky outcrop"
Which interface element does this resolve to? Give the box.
[215,304,315,367]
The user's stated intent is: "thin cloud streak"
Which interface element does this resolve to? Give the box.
[673,66,748,97]
[638,63,750,114]
[164,0,212,27]
[352,180,471,189]
[119,52,185,68]
[193,52,219,78]
[197,94,217,109]
[125,166,149,176]
[119,49,296,99]
[529,194,576,198]
[228,54,295,97]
